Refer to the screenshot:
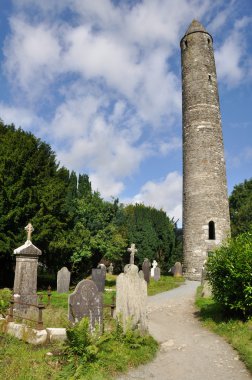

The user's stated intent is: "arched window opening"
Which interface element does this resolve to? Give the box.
[209,221,215,240]
[184,40,188,49]
[208,74,212,82]
[207,38,211,45]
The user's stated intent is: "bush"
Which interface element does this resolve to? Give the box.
[0,288,12,317]
[206,229,252,318]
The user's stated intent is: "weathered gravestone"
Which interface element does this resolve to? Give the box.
[13,223,42,315]
[68,279,103,332]
[116,264,147,332]
[151,260,158,277]
[57,267,71,293]
[127,243,137,265]
[142,258,151,283]
[154,266,161,281]
[173,262,183,277]
[92,268,106,292]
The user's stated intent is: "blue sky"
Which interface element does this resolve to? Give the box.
[0,0,251,226]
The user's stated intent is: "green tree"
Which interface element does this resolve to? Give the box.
[229,178,252,236]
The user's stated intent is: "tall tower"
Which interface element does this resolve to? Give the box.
[181,20,230,280]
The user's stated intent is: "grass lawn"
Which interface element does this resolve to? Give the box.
[0,274,185,379]
[195,286,252,373]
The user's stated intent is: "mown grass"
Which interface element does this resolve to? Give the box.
[195,286,252,373]
[148,275,185,296]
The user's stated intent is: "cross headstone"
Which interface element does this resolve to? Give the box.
[68,279,103,332]
[13,223,42,316]
[108,263,114,274]
[116,264,147,332]
[154,266,161,281]
[25,223,34,241]
[151,260,158,277]
[92,268,106,292]
[127,243,137,265]
[142,258,151,283]
[57,267,71,293]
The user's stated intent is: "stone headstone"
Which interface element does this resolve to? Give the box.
[57,267,71,293]
[173,262,182,277]
[201,260,207,285]
[108,263,114,274]
[116,264,147,332]
[151,260,158,277]
[68,279,103,332]
[127,243,137,265]
[154,266,161,281]
[92,268,106,292]
[142,258,151,283]
[201,280,212,298]
[13,224,42,316]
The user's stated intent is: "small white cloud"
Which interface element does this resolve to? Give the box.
[123,172,182,223]
[159,136,182,156]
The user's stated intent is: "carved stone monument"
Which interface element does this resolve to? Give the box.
[92,268,106,292]
[151,260,158,277]
[116,264,147,332]
[127,243,137,265]
[68,279,103,332]
[57,267,71,293]
[154,266,161,281]
[142,258,151,283]
[173,262,183,277]
[13,223,42,313]
[108,263,114,274]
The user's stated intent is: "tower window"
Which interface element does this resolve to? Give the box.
[208,221,215,240]
[184,40,188,49]
[208,74,212,82]
[207,38,211,45]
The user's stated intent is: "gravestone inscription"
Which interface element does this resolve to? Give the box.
[57,267,71,293]
[92,268,106,292]
[142,258,151,283]
[68,279,103,332]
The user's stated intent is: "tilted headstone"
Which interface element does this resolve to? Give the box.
[57,267,71,293]
[154,266,161,281]
[92,268,106,292]
[127,243,138,265]
[68,279,103,332]
[13,223,42,315]
[142,258,151,283]
[116,264,147,332]
[151,260,158,277]
[108,263,114,274]
[173,262,182,277]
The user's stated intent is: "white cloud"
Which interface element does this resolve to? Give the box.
[123,172,182,223]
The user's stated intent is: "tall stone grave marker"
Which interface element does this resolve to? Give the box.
[142,258,151,283]
[57,267,71,293]
[173,262,182,277]
[68,279,103,332]
[154,266,161,281]
[92,267,106,292]
[127,243,137,265]
[116,264,147,332]
[13,223,42,314]
[108,263,114,274]
[151,260,158,277]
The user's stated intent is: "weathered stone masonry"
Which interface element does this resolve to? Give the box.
[181,20,231,280]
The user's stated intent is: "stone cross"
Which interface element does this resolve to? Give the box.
[25,223,34,241]
[127,243,137,265]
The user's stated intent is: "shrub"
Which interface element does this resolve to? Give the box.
[0,288,12,317]
[206,229,252,318]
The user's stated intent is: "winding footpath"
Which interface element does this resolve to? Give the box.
[118,281,251,380]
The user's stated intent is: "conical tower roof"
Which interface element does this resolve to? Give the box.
[185,19,207,35]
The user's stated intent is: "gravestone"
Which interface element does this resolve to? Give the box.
[151,260,158,277]
[108,263,114,274]
[173,262,182,277]
[92,268,106,292]
[57,267,71,293]
[68,279,103,332]
[154,266,161,281]
[127,243,137,265]
[116,264,147,332]
[142,258,151,283]
[13,223,42,315]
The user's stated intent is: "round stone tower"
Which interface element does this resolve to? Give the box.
[180,20,230,280]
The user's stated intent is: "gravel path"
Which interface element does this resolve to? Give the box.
[117,280,251,380]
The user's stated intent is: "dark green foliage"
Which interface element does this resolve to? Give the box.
[206,229,252,318]
[0,288,11,316]
[229,178,252,236]
[124,204,176,272]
